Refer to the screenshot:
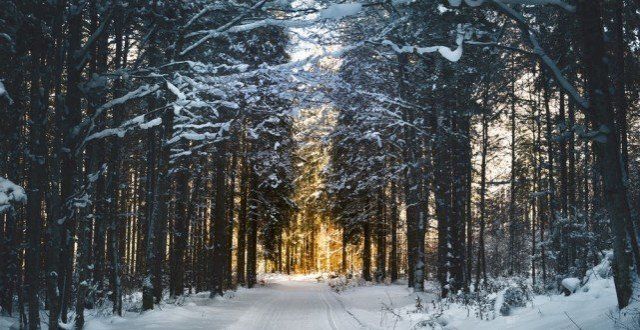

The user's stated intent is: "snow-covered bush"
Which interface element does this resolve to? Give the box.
[499,285,529,316]
[440,277,532,319]
[585,251,613,282]
[327,273,365,293]
[561,277,581,295]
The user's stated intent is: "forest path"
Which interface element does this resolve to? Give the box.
[86,275,417,330]
[226,278,363,330]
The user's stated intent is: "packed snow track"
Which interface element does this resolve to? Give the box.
[85,275,415,330]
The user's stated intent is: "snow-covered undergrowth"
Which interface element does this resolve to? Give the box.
[365,253,639,329]
[83,289,246,330]
[3,262,637,329]
[326,273,368,293]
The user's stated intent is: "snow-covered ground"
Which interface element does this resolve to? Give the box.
[2,268,635,329]
[83,273,630,330]
[83,274,420,330]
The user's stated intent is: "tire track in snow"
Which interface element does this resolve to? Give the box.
[328,290,366,328]
[319,289,338,330]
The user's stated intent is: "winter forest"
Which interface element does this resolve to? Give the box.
[2,0,640,329]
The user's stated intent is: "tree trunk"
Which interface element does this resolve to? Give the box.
[389,181,399,282]
[610,0,640,276]
[362,221,372,282]
[375,190,386,282]
[508,71,517,275]
[236,135,249,286]
[211,141,228,297]
[475,110,488,290]
[576,0,634,308]
[171,159,190,298]
[225,147,237,289]
[246,176,258,288]
[25,34,47,330]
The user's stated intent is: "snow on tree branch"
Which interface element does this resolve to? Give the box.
[0,80,13,104]
[77,84,161,142]
[181,1,365,56]
[0,176,26,212]
[488,0,588,108]
[85,115,163,142]
[447,0,575,12]
[381,28,465,62]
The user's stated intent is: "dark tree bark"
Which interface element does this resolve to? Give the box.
[211,141,228,297]
[142,127,159,307]
[398,53,425,291]
[0,8,27,316]
[225,145,238,289]
[362,220,372,282]
[236,134,249,286]
[25,30,47,330]
[576,0,634,308]
[106,11,126,314]
[341,229,348,273]
[389,181,399,283]
[375,190,386,282]
[508,68,517,276]
[610,0,640,276]
[171,159,190,298]
[475,110,488,290]
[246,175,258,288]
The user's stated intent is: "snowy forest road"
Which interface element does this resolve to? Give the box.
[226,279,363,330]
[86,276,415,330]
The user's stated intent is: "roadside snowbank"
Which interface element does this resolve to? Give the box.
[373,253,636,329]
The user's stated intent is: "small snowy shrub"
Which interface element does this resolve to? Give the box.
[415,296,424,312]
[327,273,365,293]
[499,282,531,316]
[561,277,581,295]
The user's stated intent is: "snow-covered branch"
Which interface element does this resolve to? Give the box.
[0,80,13,104]
[180,0,272,56]
[85,115,163,142]
[447,0,575,12]
[489,0,588,108]
[381,28,465,62]
[77,83,161,139]
[181,2,365,56]
[0,177,26,213]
